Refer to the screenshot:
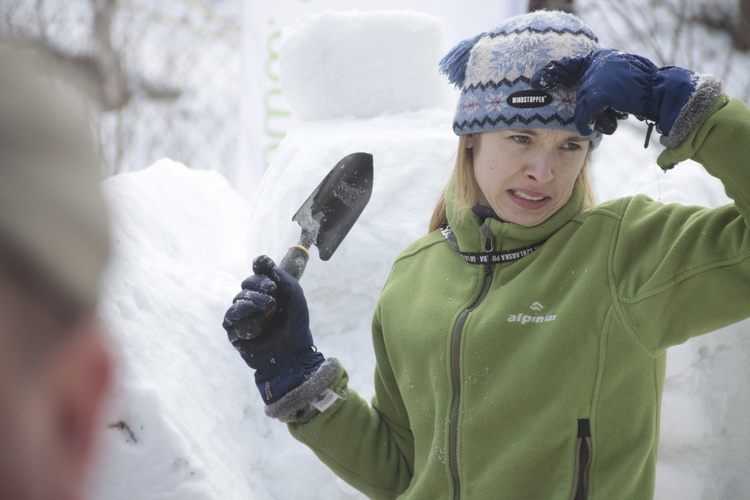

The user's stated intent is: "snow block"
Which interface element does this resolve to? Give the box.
[87,160,275,500]
[244,111,457,498]
[280,10,452,120]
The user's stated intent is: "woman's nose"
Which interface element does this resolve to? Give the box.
[523,151,554,183]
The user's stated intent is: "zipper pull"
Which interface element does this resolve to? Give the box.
[479,223,495,252]
[644,120,655,149]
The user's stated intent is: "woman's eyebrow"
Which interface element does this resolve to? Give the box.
[508,129,587,142]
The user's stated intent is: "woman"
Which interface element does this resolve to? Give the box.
[223,10,748,499]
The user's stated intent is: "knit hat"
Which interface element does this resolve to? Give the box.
[440,10,603,147]
[0,45,110,309]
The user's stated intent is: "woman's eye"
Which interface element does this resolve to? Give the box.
[562,142,582,150]
[511,135,530,144]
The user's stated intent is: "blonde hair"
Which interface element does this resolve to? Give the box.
[428,134,596,232]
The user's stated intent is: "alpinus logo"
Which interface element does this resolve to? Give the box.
[508,302,557,325]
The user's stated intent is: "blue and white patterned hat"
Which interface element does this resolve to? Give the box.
[440,10,602,147]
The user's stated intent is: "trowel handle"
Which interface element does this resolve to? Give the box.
[279,244,310,281]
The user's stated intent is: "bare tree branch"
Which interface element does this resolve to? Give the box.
[180,0,241,34]
[737,0,750,49]
[90,0,130,110]
[604,0,668,61]
[528,0,575,13]
[672,0,689,64]
[121,2,240,40]
[34,0,46,40]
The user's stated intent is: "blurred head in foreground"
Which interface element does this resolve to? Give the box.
[0,42,112,500]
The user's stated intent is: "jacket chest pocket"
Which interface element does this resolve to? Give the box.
[569,419,592,500]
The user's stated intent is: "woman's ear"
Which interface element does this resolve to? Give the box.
[466,134,474,149]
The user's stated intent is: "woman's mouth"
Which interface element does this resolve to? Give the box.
[509,189,550,209]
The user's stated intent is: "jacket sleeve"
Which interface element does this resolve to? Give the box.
[286,302,415,499]
[610,96,750,353]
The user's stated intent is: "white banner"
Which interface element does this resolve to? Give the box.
[236,0,527,199]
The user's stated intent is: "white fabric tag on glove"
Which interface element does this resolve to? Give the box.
[311,389,341,413]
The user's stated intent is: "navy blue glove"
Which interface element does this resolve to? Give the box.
[531,49,721,146]
[223,255,325,406]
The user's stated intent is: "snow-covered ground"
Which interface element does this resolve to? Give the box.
[87,10,750,500]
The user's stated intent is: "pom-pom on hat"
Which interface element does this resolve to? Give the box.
[440,10,603,147]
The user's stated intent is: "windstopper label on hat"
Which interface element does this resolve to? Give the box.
[507,90,553,109]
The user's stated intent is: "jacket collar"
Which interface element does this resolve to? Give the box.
[446,184,584,253]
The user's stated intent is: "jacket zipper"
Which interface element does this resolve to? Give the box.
[448,262,495,500]
[569,419,592,500]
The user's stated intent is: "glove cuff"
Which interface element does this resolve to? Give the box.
[265,357,344,421]
[661,74,722,149]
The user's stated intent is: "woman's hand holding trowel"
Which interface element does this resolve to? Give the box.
[221,153,373,416]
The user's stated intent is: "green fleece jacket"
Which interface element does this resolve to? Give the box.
[288,96,750,499]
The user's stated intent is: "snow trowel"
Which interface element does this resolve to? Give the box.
[275,151,374,280]
[233,152,373,340]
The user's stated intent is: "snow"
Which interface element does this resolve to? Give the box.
[280,10,452,120]
[88,9,750,500]
[87,160,265,500]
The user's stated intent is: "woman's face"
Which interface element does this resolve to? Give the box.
[470,128,590,227]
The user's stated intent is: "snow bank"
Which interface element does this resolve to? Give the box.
[280,10,452,120]
[87,160,278,500]
[89,9,750,500]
